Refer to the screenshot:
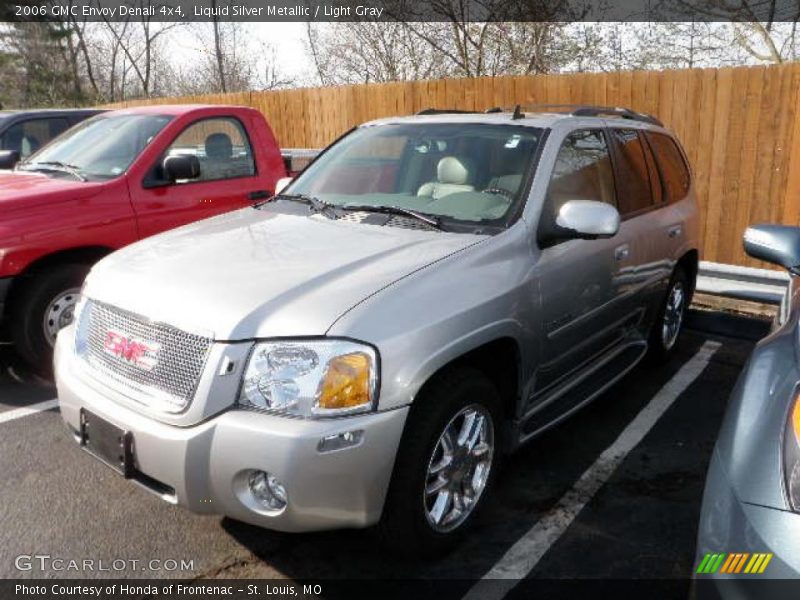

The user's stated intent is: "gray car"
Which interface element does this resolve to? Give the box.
[695,225,800,593]
[55,105,698,555]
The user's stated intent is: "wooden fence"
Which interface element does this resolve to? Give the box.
[112,64,800,267]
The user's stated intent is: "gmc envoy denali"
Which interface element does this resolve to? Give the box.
[55,105,699,555]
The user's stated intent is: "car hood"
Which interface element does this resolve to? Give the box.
[86,206,485,340]
[0,170,101,210]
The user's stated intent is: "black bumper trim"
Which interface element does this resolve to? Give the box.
[0,276,11,313]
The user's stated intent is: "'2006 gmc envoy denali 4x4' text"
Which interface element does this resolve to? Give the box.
[55,105,699,554]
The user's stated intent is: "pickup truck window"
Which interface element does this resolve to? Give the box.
[1,117,69,158]
[165,117,256,183]
[284,123,543,227]
[18,114,172,181]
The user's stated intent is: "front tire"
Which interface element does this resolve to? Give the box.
[378,367,502,557]
[10,263,89,377]
[647,267,689,363]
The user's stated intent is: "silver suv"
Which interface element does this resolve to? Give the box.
[55,105,698,555]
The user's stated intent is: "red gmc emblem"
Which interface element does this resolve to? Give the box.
[103,330,160,371]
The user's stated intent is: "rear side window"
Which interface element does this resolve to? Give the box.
[646,132,691,203]
[609,128,653,217]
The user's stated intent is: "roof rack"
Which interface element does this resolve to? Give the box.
[507,104,663,126]
[416,107,507,115]
[416,108,480,115]
[571,106,663,126]
[415,104,663,127]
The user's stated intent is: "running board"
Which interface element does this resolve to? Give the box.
[517,340,648,445]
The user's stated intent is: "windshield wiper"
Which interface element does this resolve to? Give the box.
[20,161,87,182]
[272,193,337,219]
[342,204,445,231]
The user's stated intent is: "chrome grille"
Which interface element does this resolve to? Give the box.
[77,300,212,411]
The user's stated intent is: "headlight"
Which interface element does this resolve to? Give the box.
[238,339,379,418]
[785,394,800,510]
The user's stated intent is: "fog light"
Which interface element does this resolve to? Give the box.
[248,470,287,512]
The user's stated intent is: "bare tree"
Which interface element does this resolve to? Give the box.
[668,0,800,64]
[306,22,450,85]
[172,22,292,94]
[305,19,607,85]
[98,1,183,97]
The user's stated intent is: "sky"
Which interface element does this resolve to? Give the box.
[170,22,316,86]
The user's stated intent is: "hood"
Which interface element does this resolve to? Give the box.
[86,206,485,340]
[0,170,102,211]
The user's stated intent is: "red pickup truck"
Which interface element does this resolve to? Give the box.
[0,104,309,374]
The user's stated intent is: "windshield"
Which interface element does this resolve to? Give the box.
[18,113,172,181]
[284,123,543,227]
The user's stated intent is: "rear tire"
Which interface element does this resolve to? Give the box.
[10,264,89,377]
[647,267,689,364]
[378,367,502,558]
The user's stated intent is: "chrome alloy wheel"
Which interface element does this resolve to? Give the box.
[662,280,685,351]
[43,287,81,347]
[423,404,494,532]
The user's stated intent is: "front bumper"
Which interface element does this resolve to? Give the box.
[694,448,800,597]
[55,334,409,533]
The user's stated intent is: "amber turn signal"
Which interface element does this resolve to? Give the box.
[317,353,373,410]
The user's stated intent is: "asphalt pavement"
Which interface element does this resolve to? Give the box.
[0,308,770,595]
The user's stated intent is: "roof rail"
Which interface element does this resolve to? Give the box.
[416,108,479,115]
[503,104,663,126]
[416,105,664,127]
[571,106,663,126]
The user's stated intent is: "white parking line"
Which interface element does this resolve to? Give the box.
[463,340,722,600]
[0,399,59,425]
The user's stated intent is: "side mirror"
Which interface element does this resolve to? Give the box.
[744,224,800,272]
[275,176,292,195]
[163,154,200,182]
[0,150,20,170]
[553,200,620,240]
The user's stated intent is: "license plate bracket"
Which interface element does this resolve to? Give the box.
[80,409,133,477]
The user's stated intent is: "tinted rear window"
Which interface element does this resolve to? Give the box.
[609,128,653,216]
[646,132,691,203]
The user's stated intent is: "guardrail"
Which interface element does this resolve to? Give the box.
[697,261,789,305]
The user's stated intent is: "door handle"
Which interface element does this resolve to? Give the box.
[614,244,630,261]
[248,190,271,201]
[668,225,682,238]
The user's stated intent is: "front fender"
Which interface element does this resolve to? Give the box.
[327,224,539,413]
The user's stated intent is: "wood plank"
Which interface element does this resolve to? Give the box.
[733,67,766,265]
[704,68,734,263]
[716,68,750,264]
[781,64,800,228]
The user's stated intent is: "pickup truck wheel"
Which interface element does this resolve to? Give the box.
[378,368,501,557]
[10,264,89,377]
[647,267,688,364]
